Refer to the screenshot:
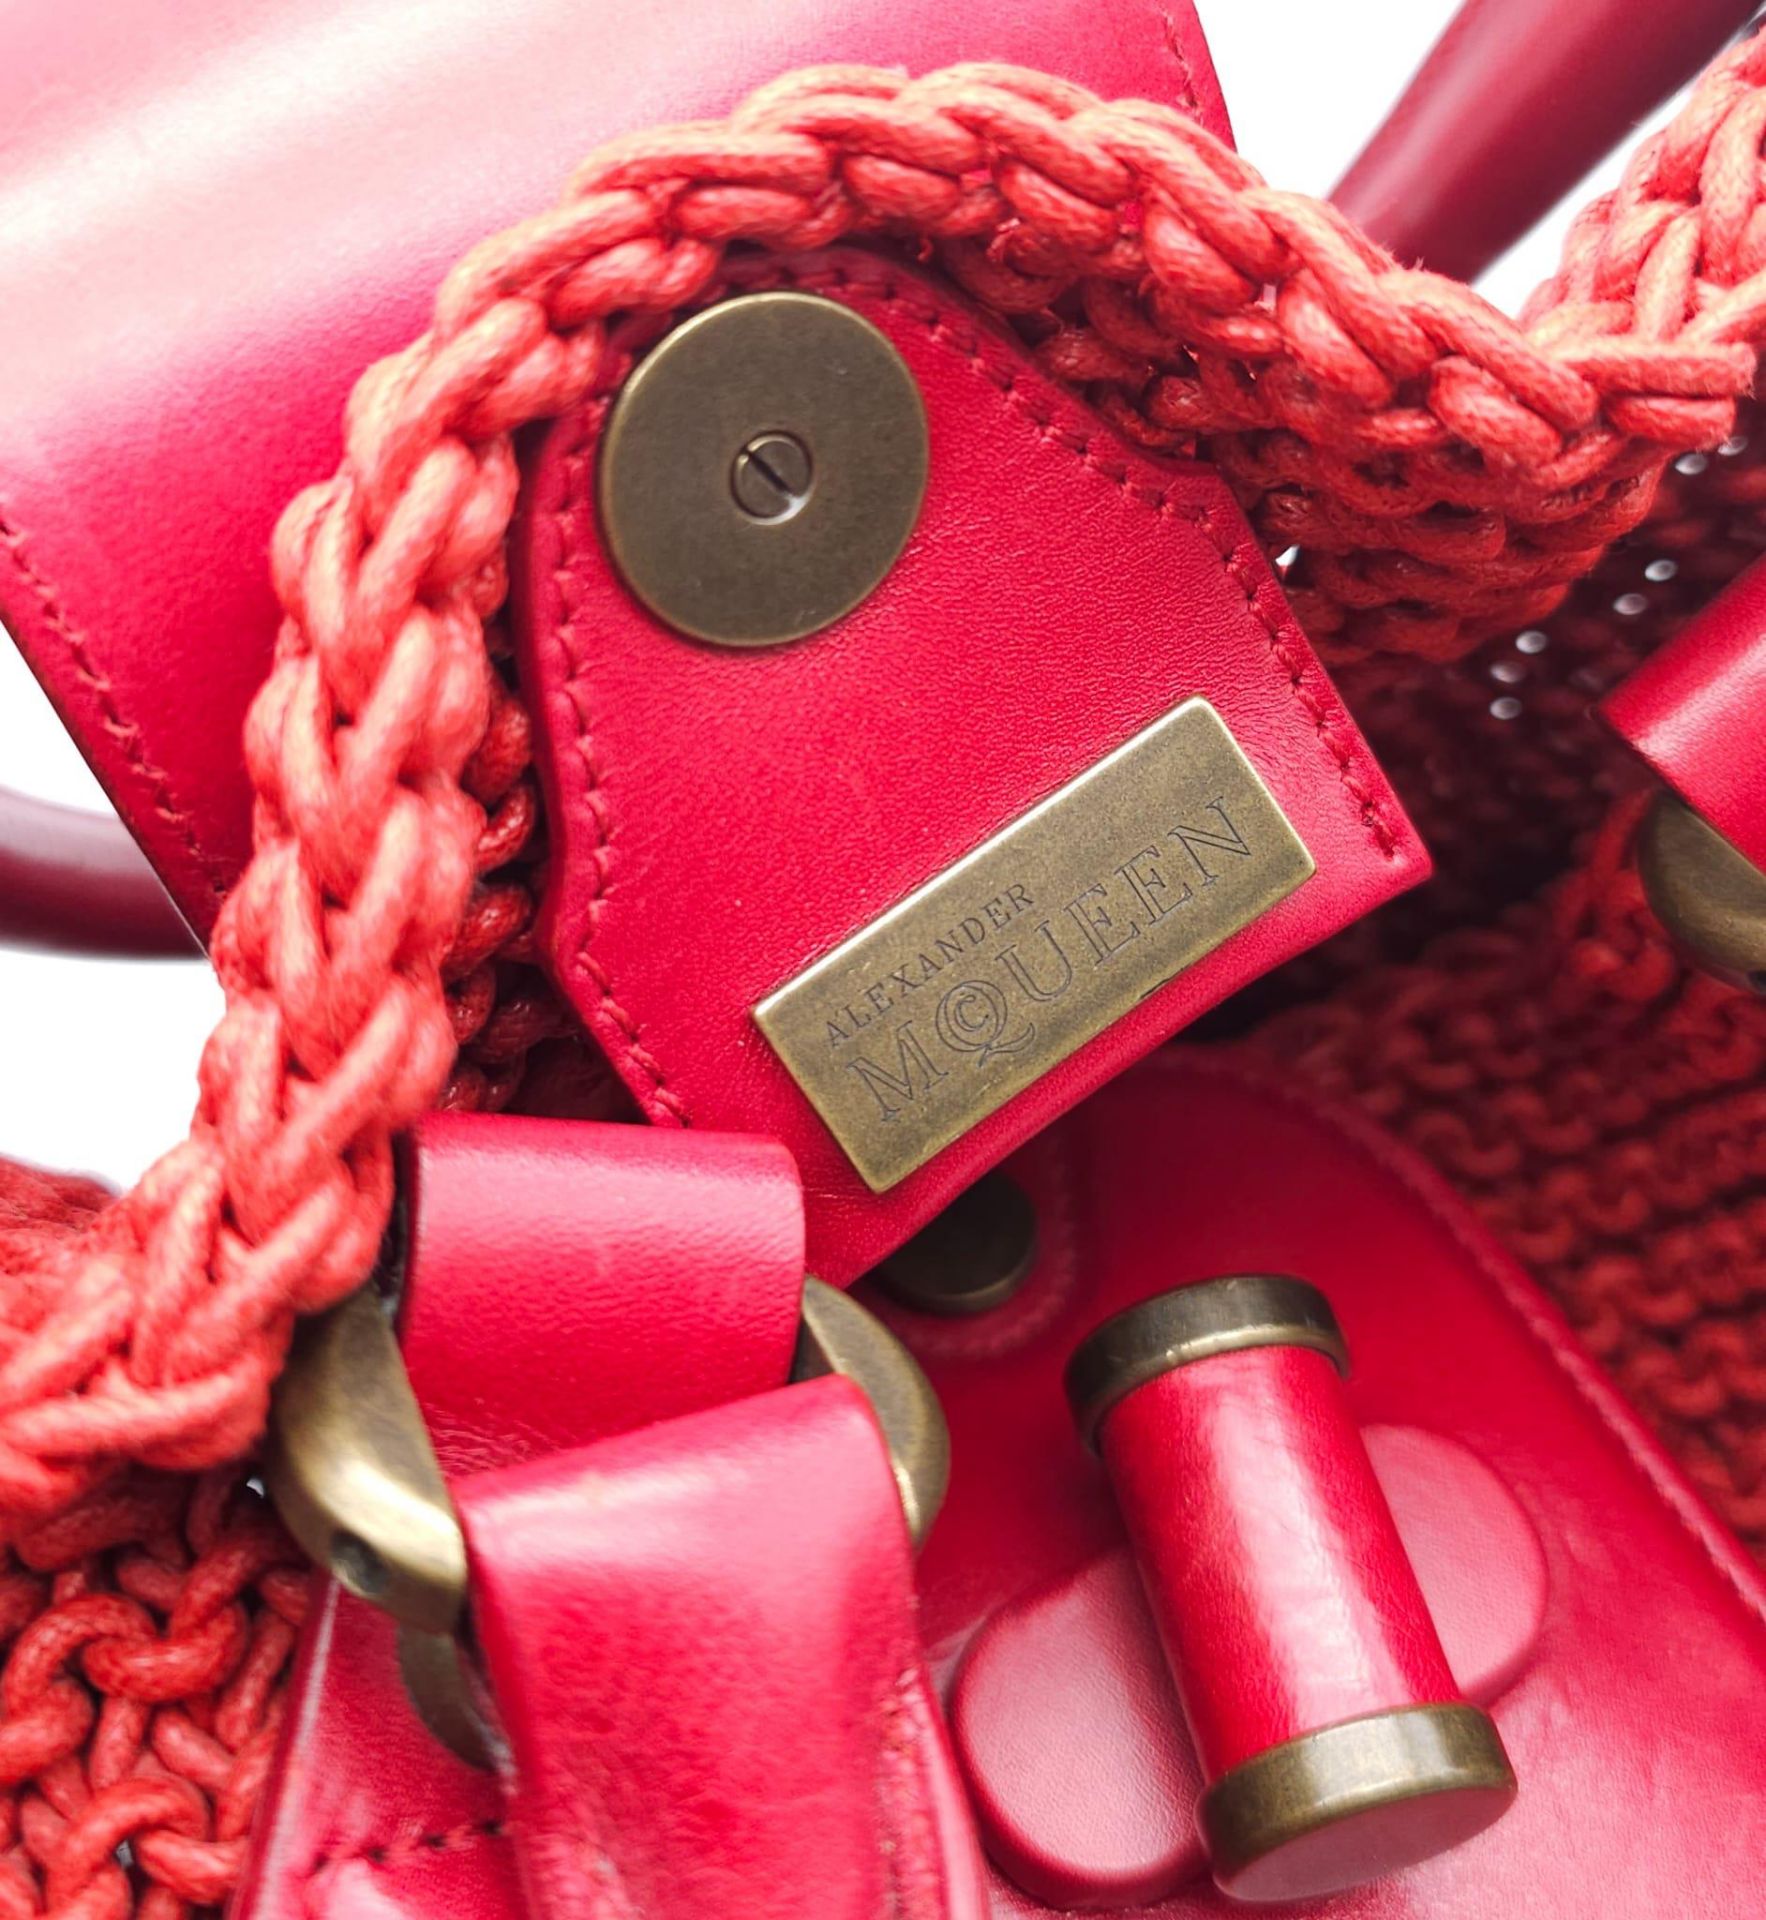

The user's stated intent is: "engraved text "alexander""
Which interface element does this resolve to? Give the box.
[830,801,1254,1122]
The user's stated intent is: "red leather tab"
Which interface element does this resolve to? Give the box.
[461,1374,985,1920]
[400,1112,805,1478]
[516,250,1428,1283]
[1602,555,1766,869]
[0,0,1226,934]
[952,1427,1547,1910]
[237,1118,811,1920]
[1099,1345,1458,1778]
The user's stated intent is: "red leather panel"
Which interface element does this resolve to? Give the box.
[234,1118,810,1920]
[517,250,1428,1284]
[462,1375,985,1920]
[867,1051,1766,1916]
[1332,0,1754,282]
[0,0,1227,936]
[400,1112,805,1479]
[1602,553,1766,870]
[1099,1346,1458,1778]
[954,1427,1548,1910]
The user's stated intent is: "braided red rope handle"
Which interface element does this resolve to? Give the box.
[6,46,1766,1530]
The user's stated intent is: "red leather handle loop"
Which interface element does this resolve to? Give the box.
[1334,0,1758,281]
[0,787,198,957]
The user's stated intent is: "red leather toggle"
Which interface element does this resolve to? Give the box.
[1095,1337,1512,1901]
[1099,1345,1461,1781]
[239,1116,816,1919]
[951,1426,1547,1909]
[460,1375,986,1920]
[1602,552,1766,869]
[517,247,1427,1286]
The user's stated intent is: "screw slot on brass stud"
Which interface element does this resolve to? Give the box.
[732,431,813,522]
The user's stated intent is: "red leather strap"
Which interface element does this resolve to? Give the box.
[399,1113,805,1476]
[1333,0,1756,281]
[1601,554,1766,869]
[238,1116,814,1918]
[461,1375,985,1920]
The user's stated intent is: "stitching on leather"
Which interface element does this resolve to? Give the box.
[875,1673,944,1920]
[304,1816,507,1891]
[0,497,228,903]
[550,428,690,1124]
[1162,1047,1766,1637]
[1155,6,1205,119]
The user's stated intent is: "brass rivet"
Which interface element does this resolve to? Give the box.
[1065,1274,1349,1453]
[866,1172,1038,1317]
[598,290,928,648]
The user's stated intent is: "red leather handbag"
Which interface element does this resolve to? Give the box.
[3,2,1766,1915]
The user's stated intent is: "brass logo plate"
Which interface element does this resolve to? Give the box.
[753,698,1315,1191]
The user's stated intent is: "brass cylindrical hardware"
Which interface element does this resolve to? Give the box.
[597,290,928,648]
[1199,1703,1517,1903]
[866,1171,1038,1318]
[1066,1275,1515,1902]
[1065,1272,1349,1452]
[1637,789,1766,991]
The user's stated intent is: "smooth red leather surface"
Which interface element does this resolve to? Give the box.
[1332,0,1755,282]
[955,1427,1548,1910]
[462,1375,985,1920]
[1099,1346,1458,1779]
[0,789,196,956]
[518,249,1428,1285]
[0,0,1227,940]
[1602,553,1766,871]
[861,1050,1766,1916]
[235,1116,813,1920]
[399,1112,805,1479]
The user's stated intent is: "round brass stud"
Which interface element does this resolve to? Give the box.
[597,291,928,648]
[866,1172,1039,1318]
[1065,1274,1348,1453]
[794,1278,950,1547]
[1199,1703,1517,1903]
[1637,789,1766,991]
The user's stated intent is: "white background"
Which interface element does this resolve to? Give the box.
[0,0,1695,1187]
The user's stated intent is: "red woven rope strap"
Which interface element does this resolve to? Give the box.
[5,47,1766,1532]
